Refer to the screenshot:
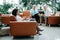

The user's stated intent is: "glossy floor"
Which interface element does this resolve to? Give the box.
[0,25,60,40]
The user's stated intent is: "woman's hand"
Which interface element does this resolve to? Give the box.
[23,16,27,20]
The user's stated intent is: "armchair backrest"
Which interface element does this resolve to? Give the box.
[23,10,31,18]
[1,15,11,24]
[1,14,16,24]
[10,16,16,21]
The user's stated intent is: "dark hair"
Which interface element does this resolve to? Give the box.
[12,9,18,16]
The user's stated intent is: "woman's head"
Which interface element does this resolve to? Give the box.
[12,9,19,16]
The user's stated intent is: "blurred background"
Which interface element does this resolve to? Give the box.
[0,0,60,14]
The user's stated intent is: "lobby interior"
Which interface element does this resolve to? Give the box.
[0,0,60,40]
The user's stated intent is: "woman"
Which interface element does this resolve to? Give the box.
[12,9,26,21]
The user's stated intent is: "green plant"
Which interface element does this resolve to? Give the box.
[0,3,13,14]
[57,3,60,11]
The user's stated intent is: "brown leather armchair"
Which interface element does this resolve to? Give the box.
[48,16,60,26]
[1,15,11,25]
[23,10,31,18]
[1,14,16,25]
[10,21,37,36]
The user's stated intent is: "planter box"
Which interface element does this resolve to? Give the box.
[0,27,10,35]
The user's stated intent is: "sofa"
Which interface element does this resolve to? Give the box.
[10,21,37,36]
[48,16,60,26]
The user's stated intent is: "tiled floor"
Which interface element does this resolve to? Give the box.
[0,25,60,40]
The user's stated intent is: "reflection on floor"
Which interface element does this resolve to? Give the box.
[0,24,60,40]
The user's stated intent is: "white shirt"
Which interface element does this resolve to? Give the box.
[16,15,23,21]
[44,8,52,16]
